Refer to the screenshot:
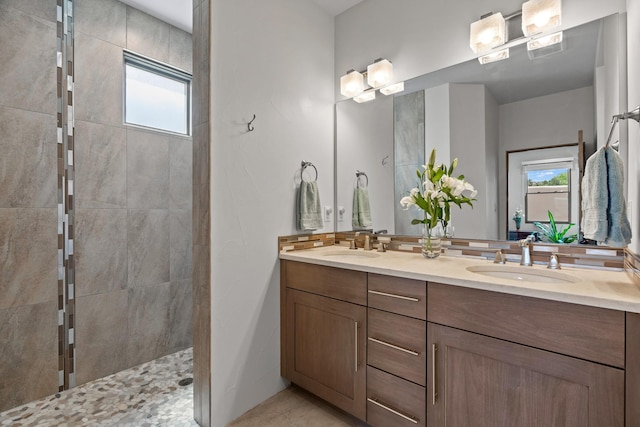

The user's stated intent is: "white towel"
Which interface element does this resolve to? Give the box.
[297,181,323,231]
[604,148,632,246]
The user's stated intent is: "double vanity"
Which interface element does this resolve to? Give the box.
[280,245,640,426]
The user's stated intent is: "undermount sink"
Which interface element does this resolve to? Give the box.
[322,249,380,258]
[466,265,579,283]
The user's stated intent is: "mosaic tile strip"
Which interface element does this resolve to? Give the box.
[278,232,625,269]
[56,0,75,391]
[625,249,640,286]
[278,233,336,252]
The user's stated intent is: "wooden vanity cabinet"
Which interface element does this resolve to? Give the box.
[281,261,367,420]
[366,273,427,427]
[427,282,626,426]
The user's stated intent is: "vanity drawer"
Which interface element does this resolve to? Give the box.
[367,366,425,427]
[367,308,426,386]
[427,282,626,368]
[368,273,426,320]
[284,261,367,305]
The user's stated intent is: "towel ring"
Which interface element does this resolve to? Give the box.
[356,170,368,188]
[301,161,318,182]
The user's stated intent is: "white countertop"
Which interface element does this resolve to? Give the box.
[280,246,640,313]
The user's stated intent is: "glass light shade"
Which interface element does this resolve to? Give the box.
[367,59,393,89]
[380,81,405,95]
[353,89,376,103]
[527,31,563,50]
[469,13,506,54]
[522,0,561,36]
[477,48,510,65]
[340,70,365,98]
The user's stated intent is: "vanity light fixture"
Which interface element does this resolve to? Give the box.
[521,0,561,37]
[367,59,394,89]
[340,70,365,98]
[380,81,405,95]
[478,48,510,64]
[353,89,376,103]
[469,12,506,54]
[470,0,562,64]
[527,31,563,51]
[340,58,405,102]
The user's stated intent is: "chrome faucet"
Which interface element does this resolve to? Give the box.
[519,235,535,266]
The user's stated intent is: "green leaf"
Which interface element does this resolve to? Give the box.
[411,219,425,225]
[428,148,436,168]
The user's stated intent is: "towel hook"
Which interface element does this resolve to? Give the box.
[247,114,256,132]
[301,160,318,182]
[356,170,368,188]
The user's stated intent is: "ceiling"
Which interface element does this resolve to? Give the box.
[118,0,364,33]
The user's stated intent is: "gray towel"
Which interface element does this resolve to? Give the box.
[581,146,632,246]
[297,181,323,231]
[604,148,632,246]
[352,187,372,229]
[581,148,608,242]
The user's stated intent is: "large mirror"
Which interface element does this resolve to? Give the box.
[336,13,628,243]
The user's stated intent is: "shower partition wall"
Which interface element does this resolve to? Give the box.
[0,0,193,412]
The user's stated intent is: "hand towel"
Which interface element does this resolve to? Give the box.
[581,147,608,242]
[297,181,323,231]
[352,187,372,229]
[604,147,632,246]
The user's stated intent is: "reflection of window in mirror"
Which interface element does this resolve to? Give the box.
[523,162,571,223]
[507,145,582,241]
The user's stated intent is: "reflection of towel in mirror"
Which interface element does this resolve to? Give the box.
[604,147,632,246]
[581,148,608,242]
[297,181,323,231]
[581,146,632,246]
[352,187,372,229]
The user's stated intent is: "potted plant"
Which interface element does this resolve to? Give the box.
[533,210,577,244]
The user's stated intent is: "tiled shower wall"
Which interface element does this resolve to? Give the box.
[0,0,60,411]
[0,0,193,411]
[73,0,193,384]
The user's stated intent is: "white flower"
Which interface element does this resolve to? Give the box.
[400,195,416,209]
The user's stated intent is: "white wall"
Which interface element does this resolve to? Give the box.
[484,87,500,240]
[628,0,639,254]
[449,84,495,239]
[498,86,595,239]
[209,0,334,425]
[425,84,451,166]
[336,97,394,233]
[335,0,626,101]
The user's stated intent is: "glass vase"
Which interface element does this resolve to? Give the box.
[422,225,441,259]
[514,217,522,230]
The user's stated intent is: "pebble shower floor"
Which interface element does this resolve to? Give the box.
[0,348,197,427]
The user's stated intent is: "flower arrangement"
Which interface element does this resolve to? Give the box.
[513,208,524,221]
[400,149,477,238]
[512,208,524,230]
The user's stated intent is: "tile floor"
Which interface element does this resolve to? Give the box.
[0,348,197,427]
[228,386,367,427]
[0,348,364,427]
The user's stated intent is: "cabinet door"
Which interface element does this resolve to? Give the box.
[427,323,624,427]
[286,289,366,420]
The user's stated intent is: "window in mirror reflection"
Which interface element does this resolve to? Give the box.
[523,164,571,223]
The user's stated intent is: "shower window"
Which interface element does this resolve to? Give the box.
[124,51,191,135]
